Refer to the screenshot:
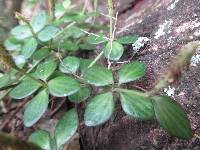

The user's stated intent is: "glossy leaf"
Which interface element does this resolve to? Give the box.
[38,25,59,42]
[22,37,38,59]
[29,130,51,150]
[11,25,32,40]
[84,92,115,126]
[0,74,10,88]
[103,41,124,61]
[83,65,113,86]
[59,56,80,74]
[35,60,57,81]
[87,34,108,44]
[24,89,49,127]
[55,109,78,147]
[69,86,91,102]
[48,75,80,97]
[9,79,41,99]
[118,62,146,84]
[117,35,138,44]
[119,89,154,120]
[152,96,192,139]
[31,11,47,33]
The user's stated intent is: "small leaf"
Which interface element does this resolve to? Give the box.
[4,37,21,51]
[59,56,80,74]
[31,11,47,33]
[83,65,113,86]
[48,75,80,97]
[9,79,41,99]
[22,37,38,59]
[117,35,138,44]
[60,40,79,51]
[33,48,50,61]
[67,26,85,38]
[0,74,10,88]
[11,25,32,40]
[69,86,91,102]
[38,25,59,42]
[118,62,146,84]
[35,60,57,81]
[55,109,78,147]
[84,92,115,126]
[103,41,124,61]
[119,89,154,120]
[87,34,108,44]
[24,89,49,127]
[152,96,192,139]
[29,130,51,150]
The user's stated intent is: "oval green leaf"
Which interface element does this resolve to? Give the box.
[31,11,47,33]
[22,37,38,59]
[103,41,124,61]
[23,89,49,127]
[118,61,146,84]
[0,74,10,88]
[117,35,138,44]
[4,37,21,51]
[83,65,113,86]
[33,48,50,61]
[152,96,192,139]
[35,60,57,81]
[48,75,80,97]
[9,79,42,99]
[119,89,154,120]
[55,109,78,147]
[11,25,32,40]
[69,86,91,102]
[29,130,51,150]
[38,25,59,42]
[84,92,115,126]
[59,56,80,74]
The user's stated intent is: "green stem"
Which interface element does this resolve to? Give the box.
[88,51,104,68]
[107,0,113,39]
[48,0,56,20]
[81,0,89,15]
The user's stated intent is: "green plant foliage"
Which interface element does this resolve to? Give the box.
[118,62,146,84]
[11,25,32,40]
[0,74,10,88]
[67,26,85,38]
[9,79,41,99]
[152,96,192,139]
[48,75,80,97]
[33,48,50,62]
[29,130,51,150]
[84,92,115,126]
[103,41,124,61]
[22,37,38,59]
[23,89,49,127]
[117,35,138,44]
[38,25,59,42]
[31,11,47,33]
[119,90,154,120]
[83,65,113,86]
[59,56,80,74]
[35,60,57,81]
[55,109,78,148]
[69,86,91,102]
[4,37,21,51]
[87,34,108,44]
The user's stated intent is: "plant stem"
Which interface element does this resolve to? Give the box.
[108,0,113,40]
[81,0,89,15]
[88,51,104,68]
[48,0,56,20]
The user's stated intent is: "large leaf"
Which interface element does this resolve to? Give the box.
[38,25,59,42]
[23,89,49,127]
[83,65,113,86]
[55,109,78,147]
[84,92,115,126]
[59,56,80,74]
[103,41,124,61]
[48,75,80,97]
[119,89,154,120]
[9,79,41,99]
[35,60,57,81]
[0,74,10,88]
[118,62,146,84]
[31,11,47,33]
[69,86,91,102]
[87,33,108,44]
[11,25,32,40]
[152,96,192,139]
[117,35,138,44]
[22,37,38,59]
[29,130,51,150]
